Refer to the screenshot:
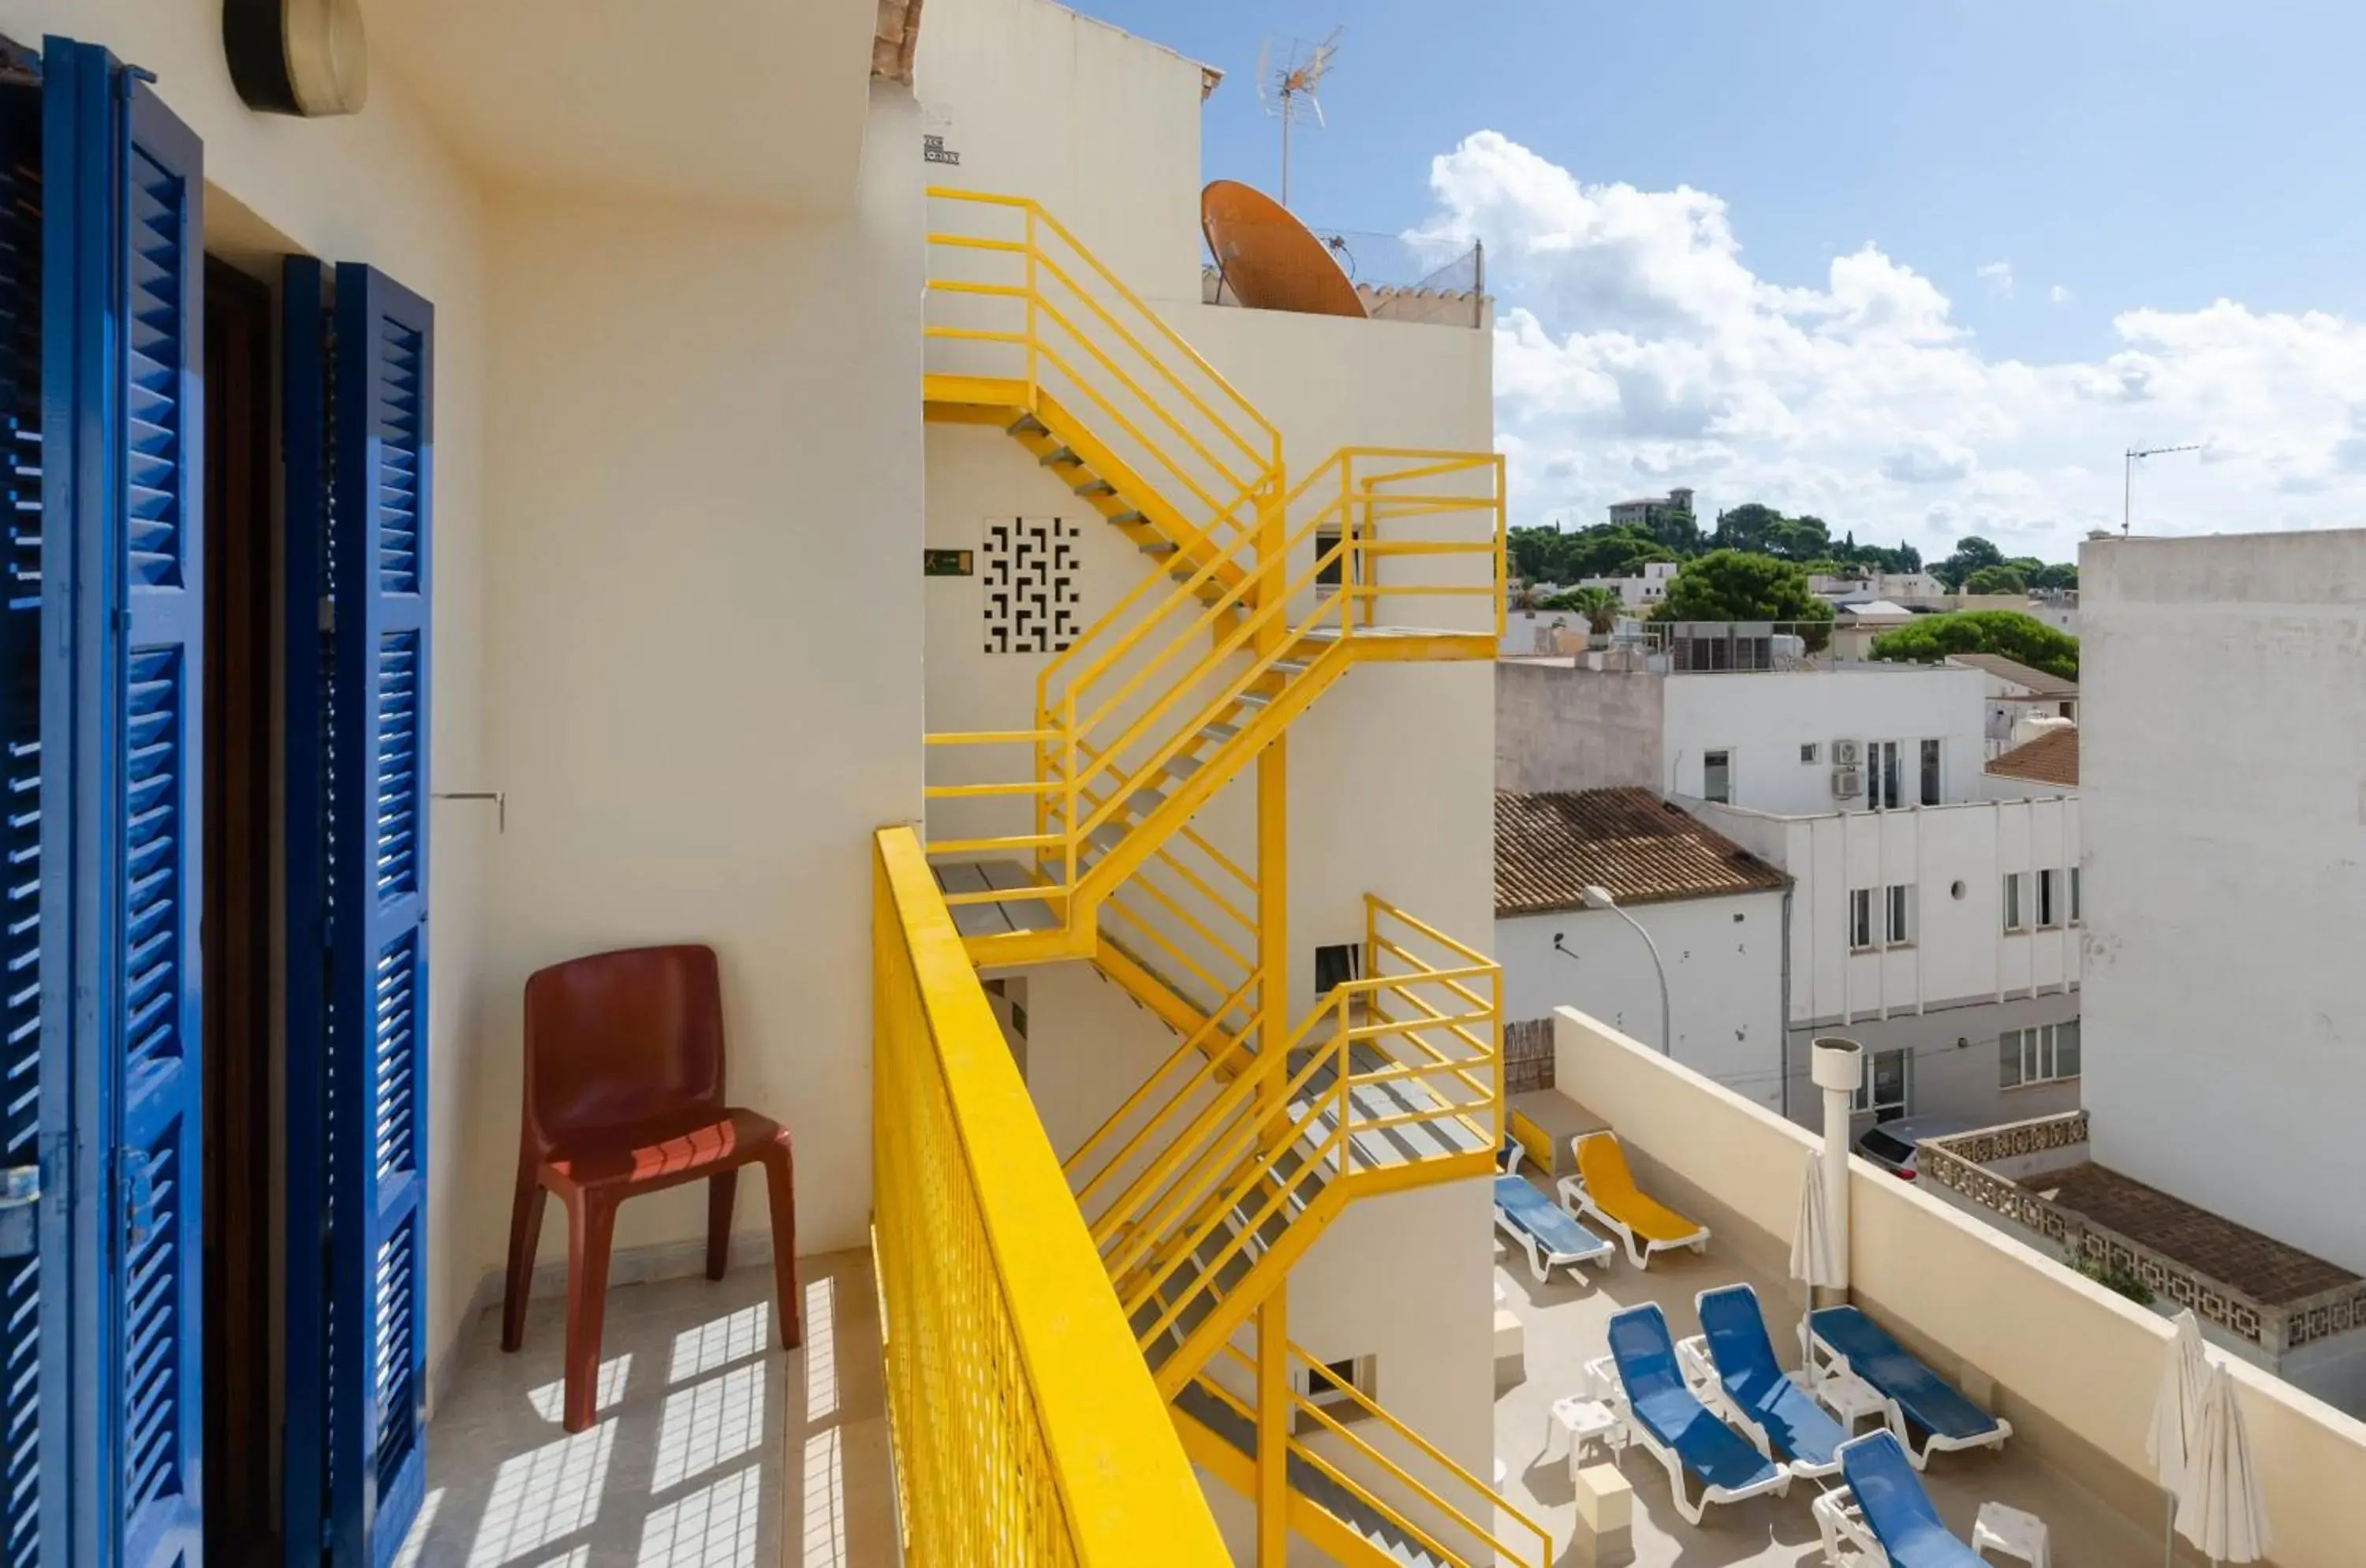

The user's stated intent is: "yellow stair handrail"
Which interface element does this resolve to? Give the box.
[871,827,1229,1565]
[1196,1337,1555,1568]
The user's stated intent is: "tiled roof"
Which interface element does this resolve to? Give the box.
[1495,787,1788,917]
[2038,1163,2357,1306]
[1987,727,2079,788]
[1945,652,2079,698]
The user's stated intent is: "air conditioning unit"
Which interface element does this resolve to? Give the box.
[1831,766,1863,798]
[1831,738,1862,767]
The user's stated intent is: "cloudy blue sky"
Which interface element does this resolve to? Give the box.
[1069,0,2366,561]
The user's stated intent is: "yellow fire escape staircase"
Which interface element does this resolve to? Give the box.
[919,189,1547,1567]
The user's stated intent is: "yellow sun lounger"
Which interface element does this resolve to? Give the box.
[1558,1131,1711,1268]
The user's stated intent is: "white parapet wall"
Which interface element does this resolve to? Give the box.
[1550,1003,2366,1567]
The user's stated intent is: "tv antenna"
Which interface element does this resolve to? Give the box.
[1256,28,1342,210]
[2122,442,2200,535]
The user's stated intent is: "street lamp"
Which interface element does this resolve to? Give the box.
[1581,884,1672,1058]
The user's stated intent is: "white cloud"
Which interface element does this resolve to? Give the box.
[1977,260,2016,300]
[1422,131,2366,559]
[2049,283,2073,306]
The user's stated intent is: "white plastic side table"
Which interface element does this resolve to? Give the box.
[1809,1368,1890,1435]
[1547,1394,1623,1463]
[1972,1500,2050,1568]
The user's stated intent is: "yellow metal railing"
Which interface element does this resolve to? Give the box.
[871,827,1230,1566]
[924,186,1280,560]
[1196,1337,1554,1568]
[925,449,1504,931]
[1075,899,1501,1383]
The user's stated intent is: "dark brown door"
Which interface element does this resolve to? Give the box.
[203,256,277,1567]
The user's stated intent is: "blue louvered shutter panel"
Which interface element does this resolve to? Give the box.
[328,264,432,1568]
[108,68,207,1568]
[39,41,208,1568]
[5,40,71,1568]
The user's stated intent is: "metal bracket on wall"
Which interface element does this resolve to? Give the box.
[433,790,506,833]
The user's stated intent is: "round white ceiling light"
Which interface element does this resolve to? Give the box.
[226,0,368,118]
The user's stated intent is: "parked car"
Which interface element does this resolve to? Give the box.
[1853,1116,1978,1181]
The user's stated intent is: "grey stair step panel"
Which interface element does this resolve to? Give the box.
[1271,659,1308,676]
[1126,785,1169,816]
[975,859,1061,934]
[1235,689,1273,709]
[1200,720,1239,744]
[1162,750,1206,779]
[1039,446,1080,466]
[1173,1384,1450,1566]
[1075,478,1117,497]
[1006,413,1047,437]
[1139,539,1179,555]
[1110,510,1148,527]
[930,861,1015,939]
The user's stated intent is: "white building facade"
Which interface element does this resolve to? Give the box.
[1499,656,2081,1130]
[2081,529,2366,1279]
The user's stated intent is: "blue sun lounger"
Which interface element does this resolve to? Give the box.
[1493,1138,1612,1284]
[1607,1303,1793,1525]
[1806,1305,2013,1468]
[1830,1430,1989,1567]
[1697,1284,1850,1479]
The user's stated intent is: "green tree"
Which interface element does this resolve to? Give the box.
[1569,585,1624,634]
[1766,515,1833,560]
[1964,564,2028,594]
[1712,503,1784,554]
[1868,610,2079,681]
[2028,562,2077,592]
[1649,551,1837,627]
[1934,535,2004,589]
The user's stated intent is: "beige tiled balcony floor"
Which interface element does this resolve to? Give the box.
[400,1248,896,1568]
[1491,1174,2164,1566]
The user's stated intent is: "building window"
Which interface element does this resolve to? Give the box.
[1704,749,1732,804]
[1800,742,1820,764]
[1920,738,1942,805]
[1886,884,1913,945]
[1314,943,1363,995]
[1853,1047,1910,1121]
[2037,868,2062,929]
[1296,1353,1378,1433]
[1849,889,1874,951]
[1869,740,1905,810]
[2002,872,2028,931]
[2070,866,2082,924]
[2002,1020,2082,1088]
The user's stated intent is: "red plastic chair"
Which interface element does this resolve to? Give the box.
[502,944,799,1431]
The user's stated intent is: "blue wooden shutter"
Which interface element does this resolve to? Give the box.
[40,37,208,1568]
[3,39,71,1568]
[329,266,432,1568]
[110,63,207,1568]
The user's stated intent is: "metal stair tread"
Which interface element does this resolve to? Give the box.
[1174,1384,1450,1566]
[1039,446,1081,466]
[1074,478,1117,497]
[929,859,1060,938]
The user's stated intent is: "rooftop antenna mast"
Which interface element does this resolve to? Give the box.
[1256,28,1342,210]
[2122,442,2200,535]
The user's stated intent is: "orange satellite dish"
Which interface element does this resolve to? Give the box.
[1202,180,1368,319]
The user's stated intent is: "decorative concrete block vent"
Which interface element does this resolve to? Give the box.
[1922,1111,2366,1407]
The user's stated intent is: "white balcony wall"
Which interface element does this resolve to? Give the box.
[479,88,927,1282]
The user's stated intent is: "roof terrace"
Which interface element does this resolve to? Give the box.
[1491,1008,2366,1567]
